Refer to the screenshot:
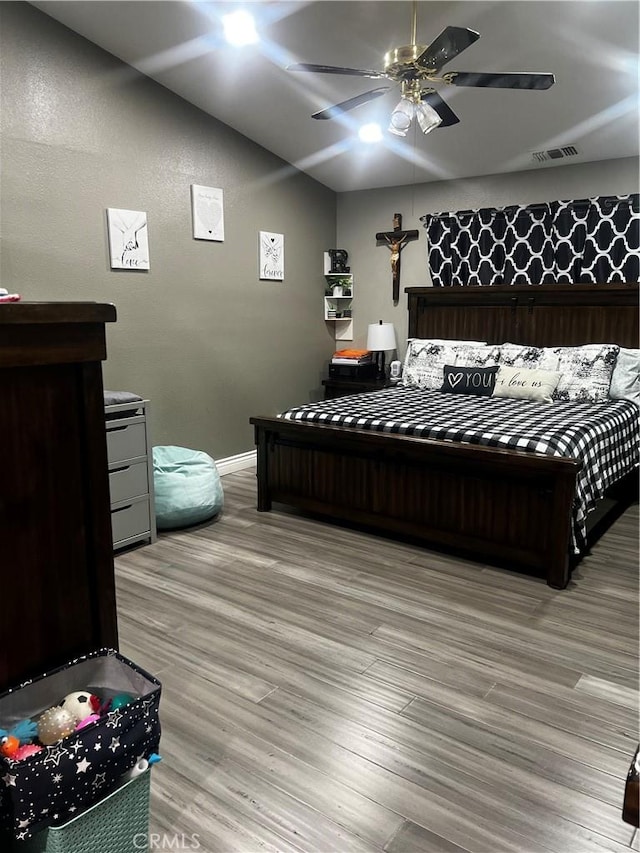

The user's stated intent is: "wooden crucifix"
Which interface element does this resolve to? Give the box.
[376,213,419,304]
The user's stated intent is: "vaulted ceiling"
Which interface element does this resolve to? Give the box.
[32,1,639,192]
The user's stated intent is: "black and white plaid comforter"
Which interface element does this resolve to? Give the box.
[280,386,639,552]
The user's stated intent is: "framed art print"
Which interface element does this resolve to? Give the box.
[191,185,224,241]
[107,208,150,270]
[259,231,284,280]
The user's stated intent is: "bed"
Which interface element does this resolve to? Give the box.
[250,283,639,588]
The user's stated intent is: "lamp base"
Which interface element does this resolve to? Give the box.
[373,351,386,380]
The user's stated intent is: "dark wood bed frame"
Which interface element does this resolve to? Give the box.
[251,283,638,588]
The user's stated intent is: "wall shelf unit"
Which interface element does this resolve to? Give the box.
[324,273,353,341]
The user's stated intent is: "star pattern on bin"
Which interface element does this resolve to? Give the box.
[2,650,161,841]
[105,709,123,729]
[43,746,70,768]
[76,757,91,774]
[92,772,107,791]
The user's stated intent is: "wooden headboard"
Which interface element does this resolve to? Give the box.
[406,283,639,348]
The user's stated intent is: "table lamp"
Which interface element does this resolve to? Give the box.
[366,321,397,379]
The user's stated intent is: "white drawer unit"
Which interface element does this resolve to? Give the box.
[105,399,156,551]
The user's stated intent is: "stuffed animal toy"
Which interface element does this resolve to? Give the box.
[59,691,101,723]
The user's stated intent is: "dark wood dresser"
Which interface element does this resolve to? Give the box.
[0,302,118,692]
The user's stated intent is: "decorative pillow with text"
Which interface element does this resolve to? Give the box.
[493,366,562,403]
[441,365,498,396]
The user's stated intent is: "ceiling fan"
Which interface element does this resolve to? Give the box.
[287,1,555,136]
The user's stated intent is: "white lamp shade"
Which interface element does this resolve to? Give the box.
[366,322,396,352]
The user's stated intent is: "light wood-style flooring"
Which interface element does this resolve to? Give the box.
[115,469,639,853]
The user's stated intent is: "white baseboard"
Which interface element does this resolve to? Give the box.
[216,449,256,476]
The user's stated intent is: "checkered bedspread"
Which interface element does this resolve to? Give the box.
[280,386,639,552]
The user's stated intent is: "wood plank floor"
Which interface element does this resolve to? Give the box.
[115,469,639,853]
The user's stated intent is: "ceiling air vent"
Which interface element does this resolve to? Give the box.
[531,145,581,163]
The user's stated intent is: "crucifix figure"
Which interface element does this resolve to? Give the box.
[376,213,419,304]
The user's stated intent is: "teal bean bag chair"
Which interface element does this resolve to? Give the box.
[153,446,224,530]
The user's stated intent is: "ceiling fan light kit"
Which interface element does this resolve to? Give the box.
[388,95,442,137]
[416,102,442,135]
[288,1,555,137]
[389,98,414,136]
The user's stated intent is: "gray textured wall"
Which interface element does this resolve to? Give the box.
[0,2,337,460]
[337,157,639,357]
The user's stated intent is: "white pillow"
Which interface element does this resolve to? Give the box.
[402,340,459,390]
[553,344,619,402]
[493,366,562,403]
[609,347,639,406]
[500,343,560,371]
[454,344,501,368]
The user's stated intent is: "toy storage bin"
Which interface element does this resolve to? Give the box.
[0,648,161,842]
[12,770,151,853]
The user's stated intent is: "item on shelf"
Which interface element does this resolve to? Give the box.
[324,249,350,274]
[331,348,372,364]
[328,361,378,379]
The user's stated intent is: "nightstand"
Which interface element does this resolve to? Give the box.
[322,377,388,400]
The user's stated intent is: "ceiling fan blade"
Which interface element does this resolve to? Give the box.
[450,72,555,90]
[287,62,386,79]
[416,26,480,73]
[420,90,460,127]
[312,87,391,120]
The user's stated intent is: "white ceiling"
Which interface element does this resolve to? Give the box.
[31,1,639,192]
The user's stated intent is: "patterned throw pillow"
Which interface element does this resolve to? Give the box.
[453,344,502,368]
[499,343,561,371]
[553,344,620,402]
[493,366,562,403]
[402,341,459,390]
[441,365,498,396]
